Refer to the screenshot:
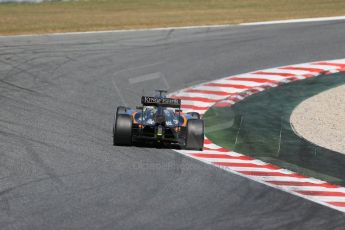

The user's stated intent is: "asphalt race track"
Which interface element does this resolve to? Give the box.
[1,21,345,229]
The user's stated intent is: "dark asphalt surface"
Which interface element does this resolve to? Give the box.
[1,21,345,229]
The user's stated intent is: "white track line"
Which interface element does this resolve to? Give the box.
[241,16,345,26]
[1,16,345,38]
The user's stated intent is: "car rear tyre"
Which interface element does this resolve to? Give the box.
[185,119,204,150]
[113,124,116,146]
[114,114,132,146]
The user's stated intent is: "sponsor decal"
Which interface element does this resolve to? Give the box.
[141,96,181,107]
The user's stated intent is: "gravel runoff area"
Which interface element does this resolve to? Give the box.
[291,84,345,154]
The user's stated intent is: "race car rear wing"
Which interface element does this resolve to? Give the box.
[141,96,181,108]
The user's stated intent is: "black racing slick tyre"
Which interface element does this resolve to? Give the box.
[185,119,204,151]
[187,112,200,119]
[113,123,116,146]
[114,114,132,146]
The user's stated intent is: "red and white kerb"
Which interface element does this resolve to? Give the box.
[170,59,345,212]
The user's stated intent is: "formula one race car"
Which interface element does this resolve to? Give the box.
[113,90,204,150]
